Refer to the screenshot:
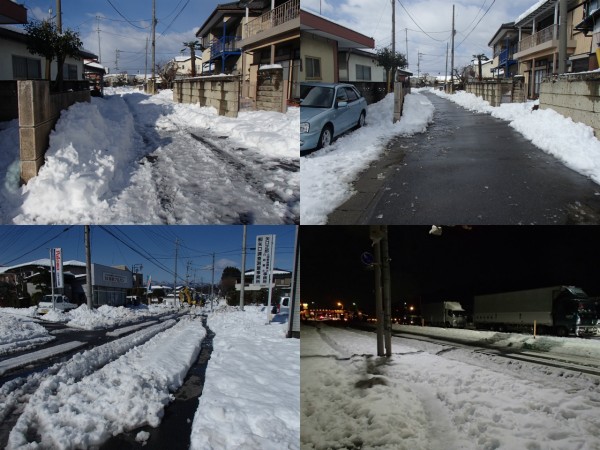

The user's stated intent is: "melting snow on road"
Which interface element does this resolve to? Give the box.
[300,93,434,225]
[0,88,299,224]
[302,324,600,450]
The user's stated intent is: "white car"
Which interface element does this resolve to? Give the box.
[278,296,291,314]
[37,295,77,314]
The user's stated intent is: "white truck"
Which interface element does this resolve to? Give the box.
[473,285,598,337]
[37,294,77,314]
[421,301,466,328]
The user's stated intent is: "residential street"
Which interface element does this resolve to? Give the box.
[329,92,600,225]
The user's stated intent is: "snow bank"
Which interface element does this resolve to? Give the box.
[190,306,299,450]
[432,89,600,186]
[301,93,435,224]
[14,95,144,223]
[302,324,600,450]
[66,304,153,330]
[8,317,204,449]
[0,313,54,355]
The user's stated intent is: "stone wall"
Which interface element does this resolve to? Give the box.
[540,73,600,137]
[18,80,90,183]
[173,76,240,117]
[256,68,286,113]
[0,81,18,122]
[352,82,388,105]
[465,78,525,106]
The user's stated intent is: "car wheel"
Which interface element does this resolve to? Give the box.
[357,111,366,128]
[317,125,333,149]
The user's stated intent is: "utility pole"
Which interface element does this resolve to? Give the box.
[381,226,392,357]
[115,49,120,73]
[96,16,101,63]
[240,225,247,310]
[151,0,156,91]
[417,51,422,79]
[558,0,567,74]
[210,252,215,312]
[370,226,385,356]
[85,226,92,308]
[445,42,449,92]
[450,4,456,93]
[391,0,396,56]
[56,0,62,33]
[405,29,409,68]
[145,37,148,83]
[173,238,179,308]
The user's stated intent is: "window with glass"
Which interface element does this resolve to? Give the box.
[356,64,371,81]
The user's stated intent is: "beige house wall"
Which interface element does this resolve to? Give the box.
[300,32,336,83]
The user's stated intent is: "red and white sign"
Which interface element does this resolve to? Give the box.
[53,248,64,289]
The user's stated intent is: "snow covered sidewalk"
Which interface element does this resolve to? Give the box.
[301,324,600,450]
[300,93,434,224]
[0,313,54,356]
[0,88,299,224]
[190,306,300,449]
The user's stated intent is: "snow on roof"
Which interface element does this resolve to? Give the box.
[244,268,291,275]
[175,55,191,62]
[0,259,87,274]
[514,0,551,25]
[259,64,283,70]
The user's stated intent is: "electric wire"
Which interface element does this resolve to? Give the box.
[105,0,150,30]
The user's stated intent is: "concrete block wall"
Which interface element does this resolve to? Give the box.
[256,68,285,113]
[0,81,19,122]
[465,79,525,107]
[540,74,600,137]
[18,80,90,183]
[173,76,240,118]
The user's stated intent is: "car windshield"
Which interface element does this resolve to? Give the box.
[301,86,334,108]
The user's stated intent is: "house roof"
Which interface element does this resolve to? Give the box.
[0,0,27,25]
[196,1,263,38]
[244,268,291,275]
[488,22,517,47]
[514,0,579,27]
[0,259,87,274]
[300,8,374,50]
[0,24,98,60]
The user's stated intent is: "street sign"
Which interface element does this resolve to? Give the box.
[53,248,64,289]
[254,235,275,286]
[361,251,374,266]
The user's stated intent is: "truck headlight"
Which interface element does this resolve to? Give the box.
[300,122,310,133]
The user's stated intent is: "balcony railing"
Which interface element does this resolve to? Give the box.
[245,0,300,38]
[518,24,572,53]
[499,48,516,65]
[209,35,242,58]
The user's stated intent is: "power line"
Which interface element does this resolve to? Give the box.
[158,0,191,39]
[105,0,149,30]
[456,0,496,49]
[1,227,74,266]
[396,0,451,43]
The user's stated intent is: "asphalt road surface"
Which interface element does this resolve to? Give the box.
[329,91,600,225]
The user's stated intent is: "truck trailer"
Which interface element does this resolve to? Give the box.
[473,286,598,337]
[421,301,466,328]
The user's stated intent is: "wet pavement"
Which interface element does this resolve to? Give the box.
[328,91,600,225]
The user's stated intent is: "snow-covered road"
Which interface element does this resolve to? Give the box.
[0,88,299,224]
[301,323,600,450]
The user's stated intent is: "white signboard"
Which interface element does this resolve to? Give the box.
[53,248,64,289]
[254,235,275,286]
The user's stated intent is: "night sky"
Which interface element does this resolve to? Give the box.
[300,226,600,315]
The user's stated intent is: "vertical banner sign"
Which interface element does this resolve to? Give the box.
[53,248,64,289]
[254,235,274,286]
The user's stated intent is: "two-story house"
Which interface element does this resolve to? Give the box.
[574,0,600,68]
[513,0,592,98]
[196,2,261,75]
[488,22,520,78]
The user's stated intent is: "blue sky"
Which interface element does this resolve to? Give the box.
[16,0,224,74]
[0,225,297,285]
[302,0,540,76]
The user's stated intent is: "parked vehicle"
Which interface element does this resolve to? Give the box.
[278,296,291,314]
[473,286,598,337]
[300,82,367,152]
[37,294,77,314]
[422,301,466,328]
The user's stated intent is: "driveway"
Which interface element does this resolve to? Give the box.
[329,92,600,224]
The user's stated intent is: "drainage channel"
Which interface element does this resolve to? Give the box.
[102,315,215,449]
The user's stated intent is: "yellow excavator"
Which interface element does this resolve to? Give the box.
[179,287,196,306]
